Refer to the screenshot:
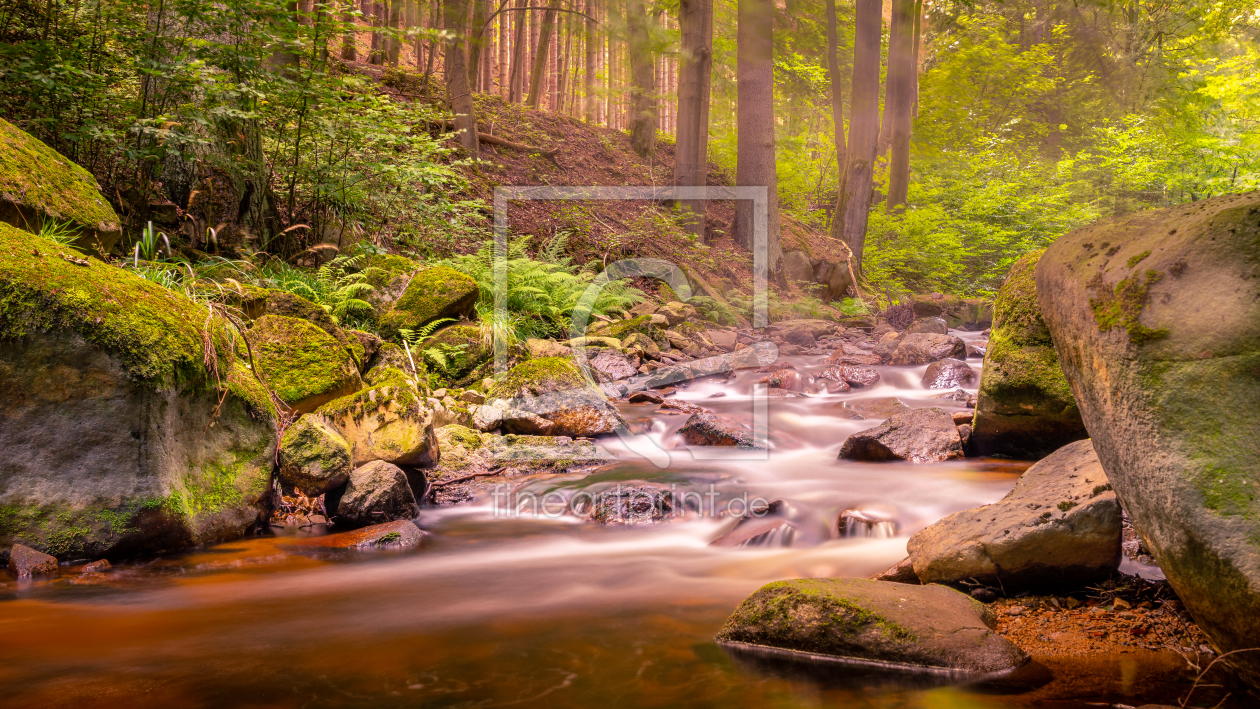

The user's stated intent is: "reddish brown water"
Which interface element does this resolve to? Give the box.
[0,341,1212,708]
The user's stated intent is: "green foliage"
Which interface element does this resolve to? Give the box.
[37,219,80,249]
[836,298,871,317]
[399,318,467,375]
[259,254,381,327]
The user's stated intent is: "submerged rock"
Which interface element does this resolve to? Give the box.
[0,225,277,563]
[838,408,964,463]
[907,440,1121,591]
[7,544,59,578]
[294,520,426,550]
[278,415,353,496]
[587,484,682,524]
[334,461,420,527]
[819,364,880,387]
[678,412,764,448]
[837,397,911,420]
[715,578,1028,674]
[1038,191,1260,686]
[971,250,1086,458]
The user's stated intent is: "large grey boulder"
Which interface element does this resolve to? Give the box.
[0,225,277,564]
[839,408,964,463]
[971,250,1086,458]
[907,439,1121,591]
[487,357,625,437]
[716,578,1028,674]
[1037,192,1260,686]
[334,461,420,527]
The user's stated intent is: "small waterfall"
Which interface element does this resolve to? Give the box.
[838,509,899,539]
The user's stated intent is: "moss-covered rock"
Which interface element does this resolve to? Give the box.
[425,324,491,382]
[0,225,276,562]
[278,415,353,496]
[248,314,362,414]
[1037,192,1260,687]
[378,266,478,340]
[317,374,438,468]
[0,119,121,254]
[971,251,1086,458]
[487,357,625,437]
[588,315,660,342]
[364,342,425,386]
[715,578,1027,674]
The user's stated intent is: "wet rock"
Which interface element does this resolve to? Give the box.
[711,500,799,548]
[81,559,111,573]
[971,588,1000,603]
[7,544,58,578]
[907,440,1121,592]
[627,391,664,404]
[886,333,967,366]
[679,413,764,448]
[278,415,353,496]
[873,557,920,584]
[934,388,977,407]
[972,250,1087,458]
[660,399,706,415]
[907,317,949,335]
[966,343,986,359]
[836,397,911,420]
[819,364,880,387]
[488,357,625,437]
[951,411,974,425]
[838,507,899,538]
[825,351,884,367]
[296,520,426,550]
[957,423,972,447]
[716,578,1028,674]
[588,484,681,524]
[1038,192,1260,684]
[587,349,638,381]
[758,368,812,392]
[317,376,438,468]
[334,461,421,528]
[921,358,976,389]
[823,379,851,394]
[839,408,964,463]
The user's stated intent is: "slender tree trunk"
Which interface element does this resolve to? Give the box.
[830,0,880,274]
[584,0,597,122]
[468,0,486,89]
[886,0,915,209]
[342,0,358,60]
[508,0,528,101]
[911,0,922,117]
[625,0,656,156]
[387,0,402,65]
[444,0,479,157]
[733,0,782,283]
[556,10,570,112]
[499,1,510,94]
[526,0,557,107]
[674,0,713,239]
[825,0,846,170]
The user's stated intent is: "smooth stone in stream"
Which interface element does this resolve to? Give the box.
[678,413,764,448]
[7,544,58,578]
[907,317,949,335]
[334,461,420,528]
[921,358,976,389]
[819,364,880,387]
[873,557,921,584]
[587,484,684,525]
[293,520,427,550]
[886,333,968,366]
[715,578,1029,675]
[907,440,1121,592]
[838,408,964,463]
[836,397,910,420]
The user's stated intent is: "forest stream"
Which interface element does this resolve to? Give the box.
[0,329,1205,709]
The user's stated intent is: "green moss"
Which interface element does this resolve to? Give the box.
[0,118,120,237]
[1126,250,1152,269]
[439,423,484,451]
[991,249,1051,346]
[0,223,231,390]
[718,578,917,649]
[1089,269,1170,344]
[589,314,658,341]
[248,314,361,409]
[362,254,420,289]
[166,452,267,518]
[1,497,164,559]
[226,360,278,422]
[1057,500,1077,512]
[375,531,403,544]
[489,356,587,399]
[981,331,1076,407]
[379,266,478,340]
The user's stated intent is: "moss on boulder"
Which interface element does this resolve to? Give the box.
[488,357,624,437]
[278,415,353,496]
[248,314,362,414]
[971,250,1086,458]
[0,119,121,254]
[0,226,276,562]
[317,374,438,468]
[378,266,478,340]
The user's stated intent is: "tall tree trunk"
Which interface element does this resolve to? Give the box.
[583,0,595,120]
[444,0,479,158]
[556,10,570,112]
[468,0,486,90]
[912,0,922,117]
[526,0,557,108]
[387,0,403,65]
[508,0,528,101]
[341,0,358,60]
[369,1,384,63]
[499,1,510,94]
[825,0,845,170]
[674,0,713,239]
[733,0,782,283]
[830,0,880,274]
[625,0,656,156]
[886,0,915,209]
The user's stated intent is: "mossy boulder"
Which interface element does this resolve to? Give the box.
[278,415,353,496]
[0,224,276,562]
[0,119,121,254]
[333,460,420,527]
[588,314,660,342]
[317,374,438,468]
[971,251,1086,458]
[487,357,625,437]
[425,324,491,383]
[364,342,425,386]
[378,266,478,340]
[248,314,363,414]
[1037,192,1260,687]
[716,578,1028,674]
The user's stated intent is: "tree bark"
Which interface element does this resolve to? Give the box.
[468,0,486,90]
[825,0,845,170]
[733,0,782,283]
[508,0,528,102]
[885,0,915,209]
[674,0,713,239]
[369,1,385,64]
[583,0,597,121]
[526,0,557,108]
[830,0,880,275]
[444,0,479,158]
[625,0,656,156]
[387,0,403,65]
[341,0,358,60]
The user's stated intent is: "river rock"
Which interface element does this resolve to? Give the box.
[971,250,1086,458]
[377,266,479,341]
[921,358,976,389]
[488,357,625,437]
[907,440,1121,591]
[907,317,949,335]
[0,225,277,564]
[334,461,420,527]
[819,364,880,387]
[501,408,556,435]
[0,118,122,254]
[715,578,1028,674]
[588,484,681,524]
[678,413,764,448]
[295,519,427,550]
[1037,192,1260,686]
[7,544,59,578]
[277,415,353,496]
[317,375,438,467]
[249,314,363,414]
[839,408,964,463]
[658,301,697,326]
[886,333,967,366]
[471,403,504,432]
[587,349,638,381]
[837,397,910,420]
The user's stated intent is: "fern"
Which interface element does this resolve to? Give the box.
[259,253,383,327]
[399,318,465,376]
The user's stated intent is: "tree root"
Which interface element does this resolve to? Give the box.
[433,120,560,165]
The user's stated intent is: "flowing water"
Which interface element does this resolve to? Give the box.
[0,332,1200,708]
